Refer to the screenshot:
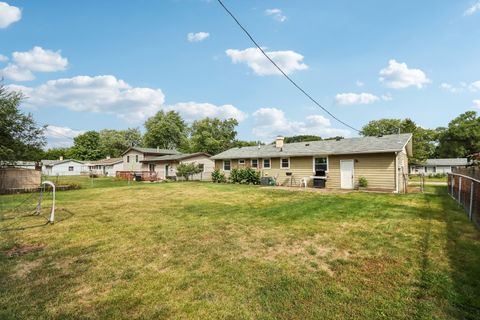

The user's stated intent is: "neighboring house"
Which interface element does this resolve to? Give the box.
[41,158,87,176]
[0,161,37,169]
[211,133,413,193]
[140,152,214,180]
[121,147,180,172]
[409,158,469,175]
[86,157,123,177]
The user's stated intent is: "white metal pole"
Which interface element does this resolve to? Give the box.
[459,177,462,202]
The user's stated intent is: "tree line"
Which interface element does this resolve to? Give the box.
[1,84,479,163]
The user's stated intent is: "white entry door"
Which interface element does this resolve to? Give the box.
[340,160,354,189]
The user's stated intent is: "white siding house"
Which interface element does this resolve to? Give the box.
[42,159,87,176]
[409,158,469,175]
[86,157,123,176]
[141,152,214,181]
[121,147,180,172]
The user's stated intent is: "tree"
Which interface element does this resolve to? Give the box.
[143,111,188,150]
[0,84,45,162]
[284,135,323,143]
[436,111,480,158]
[43,147,73,160]
[232,140,263,148]
[361,118,437,164]
[99,128,142,157]
[176,163,202,181]
[69,131,103,160]
[190,118,238,155]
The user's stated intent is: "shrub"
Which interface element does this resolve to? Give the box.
[228,167,260,185]
[176,163,202,181]
[211,169,226,183]
[358,176,368,188]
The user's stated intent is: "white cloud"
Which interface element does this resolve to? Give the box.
[226,47,308,76]
[1,63,34,81]
[12,46,68,72]
[166,102,247,122]
[252,107,350,141]
[45,125,84,139]
[1,46,68,81]
[8,75,166,122]
[379,59,430,89]
[465,1,480,16]
[265,8,286,22]
[355,80,364,87]
[335,92,380,105]
[470,81,480,92]
[0,54,8,62]
[473,99,480,108]
[187,32,210,42]
[440,82,466,93]
[0,2,21,28]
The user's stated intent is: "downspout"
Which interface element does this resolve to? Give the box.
[394,152,399,193]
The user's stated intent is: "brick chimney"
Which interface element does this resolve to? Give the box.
[275,136,284,149]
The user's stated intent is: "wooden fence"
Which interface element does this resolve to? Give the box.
[448,172,480,227]
[116,171,158,182]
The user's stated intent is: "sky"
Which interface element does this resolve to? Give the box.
[1,0,480,148]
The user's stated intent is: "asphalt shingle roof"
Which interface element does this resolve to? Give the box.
[141,152,211,162]
[423,158,469,166]
[211,133,413,159]
[87,157,123,165]
[41,159,85,166]
[121,147,180,156]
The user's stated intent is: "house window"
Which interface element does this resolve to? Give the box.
[223,160,231,171]
[127,156,130,163]
[198,164,204,172]
[251,159,258,168]
[281,158,290,169]
[238,159,245,165]
[263,158,271,169]
[68,166,74,171]
[136,155,139,163]
[314,157,328,171]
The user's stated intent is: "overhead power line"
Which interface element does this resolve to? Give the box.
[216,0,361,133]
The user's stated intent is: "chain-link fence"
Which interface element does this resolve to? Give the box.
[448,172,480,227]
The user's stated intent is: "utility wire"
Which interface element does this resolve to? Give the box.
[216,0,361,133]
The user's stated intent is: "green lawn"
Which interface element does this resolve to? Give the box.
[1,180,479,319]
[409,175,448,183]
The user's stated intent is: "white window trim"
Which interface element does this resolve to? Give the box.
[223,160,231,171]
[312,156,329,174]
[263,158,271,169]
[280,157,290,169]
[251,158,259,168]
[238,159,245,165]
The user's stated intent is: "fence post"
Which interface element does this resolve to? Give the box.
[459,177,462,202]
[470,181,474,221]
[451,175,454,197]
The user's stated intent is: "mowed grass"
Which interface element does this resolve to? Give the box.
[409,175,448,183]
[1,181,480,319]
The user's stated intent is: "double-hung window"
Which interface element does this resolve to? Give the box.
[127,156,130,163]
[314,157,328,171]
[281,158,290,169]
[223,160,231,171]
[263,158,271,169]
[251,159,258,168]
[238,159,245,165]
[135,155,139,162]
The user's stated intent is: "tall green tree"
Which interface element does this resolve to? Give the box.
[361,118,437,164]
[99,128,142,157]
[143,111,188,150]
[437,111,480,158]
[69,131,103,160]
[43,147,73,160]
[0,84,45,162]
[283,135,323,143]
[190,118,238,155]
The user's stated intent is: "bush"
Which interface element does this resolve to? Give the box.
[176,163,202,181]
[211,169,226,183]
[358,176,368,188]
[228,167,260,185]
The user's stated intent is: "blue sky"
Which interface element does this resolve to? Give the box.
[1,0,479,147]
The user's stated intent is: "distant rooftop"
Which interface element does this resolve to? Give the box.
[122,147,180,156]
[423,158,469,166]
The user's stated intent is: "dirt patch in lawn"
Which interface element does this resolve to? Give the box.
[2,243,45,258]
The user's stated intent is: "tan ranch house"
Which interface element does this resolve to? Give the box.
[211,133,413,193]
[121,147,214,180]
